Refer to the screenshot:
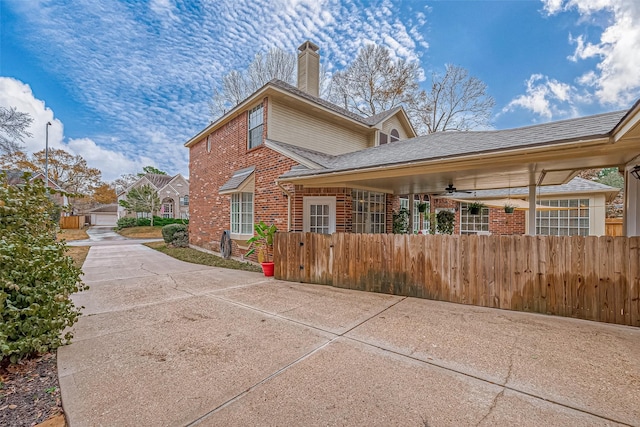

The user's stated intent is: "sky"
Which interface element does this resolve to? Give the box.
[1,0,639,182]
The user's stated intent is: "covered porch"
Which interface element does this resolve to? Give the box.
[276,102,640,236]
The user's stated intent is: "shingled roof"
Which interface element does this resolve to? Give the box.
[279,109,628,179]
[144,173,174,189]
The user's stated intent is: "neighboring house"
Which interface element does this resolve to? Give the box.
[117,173,190,220]
[2,169,69,209]
[186,41,640,258]
[85,203,118,226]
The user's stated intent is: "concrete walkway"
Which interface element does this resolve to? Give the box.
[58,244,640,426]
[67,226,162,246]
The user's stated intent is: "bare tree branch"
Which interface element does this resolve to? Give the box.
[326,44,421,116]
[210,47,296,120]
[0,106,33,156]
[408,64,495,134]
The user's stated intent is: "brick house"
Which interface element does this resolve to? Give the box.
[185,41,635,258]
[117,173,189,220]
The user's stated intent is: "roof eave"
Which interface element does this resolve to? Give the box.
[278,135,611,183]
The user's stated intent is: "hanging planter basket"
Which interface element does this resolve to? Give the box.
[504,205,515,214]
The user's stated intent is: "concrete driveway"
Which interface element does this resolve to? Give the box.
[58,244,640,427]
[67,226,162,246]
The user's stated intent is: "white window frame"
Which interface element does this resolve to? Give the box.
[231,192,254,237]
[536,198,590,236]
[303,196,336,234]
[400,198,430,233]
[352,190,386,234]
[247,104,264,149]
[459,203,490,235]
[180,195,189,206]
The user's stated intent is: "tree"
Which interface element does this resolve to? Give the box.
[597,168,624,189]
[409,64,495,134]
[0,106,33,156]
[2,148,103,213]
[118,184,161,226]
[0,172,86,364]
[210,47,296,119]
[327,44,421,116]
[91,182,117,204]
[139,166,167,176]
[112,173,138,194]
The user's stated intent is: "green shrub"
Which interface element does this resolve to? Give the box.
[162,223,188,245]
[0,173,87,364]
[436,210,455,235]
[136,217,151,227]
[392,208,409,234]
[116,217,137,229]
[171,230,189,248]
[135,216,188,227]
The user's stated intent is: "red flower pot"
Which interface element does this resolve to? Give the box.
[261,262,275,277]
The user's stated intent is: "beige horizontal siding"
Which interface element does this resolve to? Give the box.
[269,99,370,155]
[381,115,411,139]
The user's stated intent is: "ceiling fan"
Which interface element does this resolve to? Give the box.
[443,183,472,194]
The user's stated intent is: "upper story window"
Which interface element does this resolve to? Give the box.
[248,104,264,149]
[379,132,388,145]
[180,195,189,206]
[206,134,212,152]
[390,129,400,143]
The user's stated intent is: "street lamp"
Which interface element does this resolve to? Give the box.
[45,121,51,189]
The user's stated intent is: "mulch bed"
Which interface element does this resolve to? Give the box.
[0,353,64,426]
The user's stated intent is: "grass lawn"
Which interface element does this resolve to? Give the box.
[145,241,262,273]
[66,246,90,269]
[56,228,89,241]
[117,226,163,239]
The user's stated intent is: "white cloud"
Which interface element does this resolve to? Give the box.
[0,77,150,181]
[543,0,640,106]
[503,74,581,119]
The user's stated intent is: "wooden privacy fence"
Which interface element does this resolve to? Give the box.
[273,233,640,327]
[605,218,623,237]
[59,215,82,229]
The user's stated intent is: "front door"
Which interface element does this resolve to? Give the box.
[303,196,336,234]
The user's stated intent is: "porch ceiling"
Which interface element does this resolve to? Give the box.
[280,117,640,195]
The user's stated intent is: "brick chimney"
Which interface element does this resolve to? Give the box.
[297,41,320,97]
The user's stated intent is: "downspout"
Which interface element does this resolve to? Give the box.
[277,180,292,232]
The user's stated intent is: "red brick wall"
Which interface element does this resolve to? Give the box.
[189,98,297,258]
[432,197,526,235]
[291,186,352,233]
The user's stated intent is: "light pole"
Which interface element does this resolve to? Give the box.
[45,121,51,189]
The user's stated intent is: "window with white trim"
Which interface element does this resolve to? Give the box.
[231,192,254,235]
[206,134,212,152]
[248,104,264,149]
[400,198,430,233]
[304,197,336,234]
[180,195,189,206]
[536,199,589,236]
[390,128,400,143]
[460,203,489,234]
[352,190,386,233]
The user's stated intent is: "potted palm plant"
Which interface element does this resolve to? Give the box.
[467,201,485,215]
[246,221,278,276]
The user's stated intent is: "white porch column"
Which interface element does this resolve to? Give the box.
[625,168,640,237]
[528,185,537,236]
[408,193,415,233]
